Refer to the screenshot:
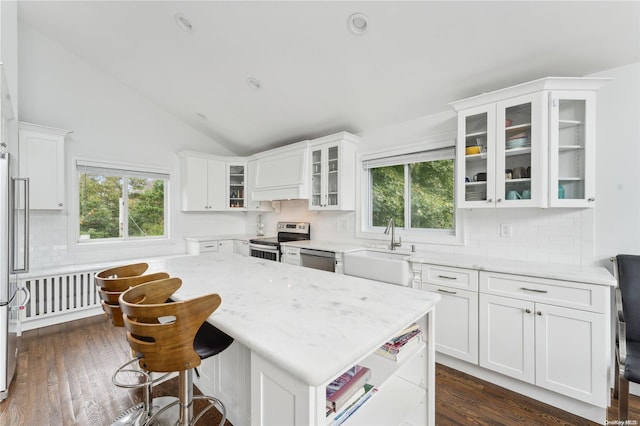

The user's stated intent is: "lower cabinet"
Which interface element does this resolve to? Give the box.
[282,246,301,265]
[185,239,234,255]
[421,264,479,364]
[479,272,608,406]
[234,240,250,257]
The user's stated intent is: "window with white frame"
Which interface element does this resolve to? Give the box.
[362,146,456,234]
[76,161,169,242]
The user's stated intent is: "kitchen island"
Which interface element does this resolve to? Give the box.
[147,252,440,426]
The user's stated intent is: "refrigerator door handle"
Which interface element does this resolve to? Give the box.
[11,177,29,273]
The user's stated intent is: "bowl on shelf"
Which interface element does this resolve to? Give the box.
[506,137,529,149]
[505,119,513,127]
[465,146,481,155]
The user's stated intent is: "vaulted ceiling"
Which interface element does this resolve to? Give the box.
[18,1,640,155]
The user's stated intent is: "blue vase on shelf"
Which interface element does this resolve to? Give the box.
[558,184,565,199]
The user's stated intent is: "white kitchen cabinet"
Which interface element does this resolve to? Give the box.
[282,246,300,266]
[246,160,278,211]
[455,93,545,208]
[180,152,247,211]
[185,239,233,254]
[451,77,609,209]
[234,240,250,257]
[218,240,234,253]
[180,154,225,211]
[548,92,597,207]
[308,132,358,210]
[18,122,71,210]
[227,162,247,210]
[421,264,479,364]
[478,271,609,406]
[479,293,535,383]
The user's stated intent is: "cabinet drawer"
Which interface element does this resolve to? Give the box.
[480,272,607,313]
[421,264,478,291]
[284,247,300,259]
[198,241,220,253]
[186,240,219,255]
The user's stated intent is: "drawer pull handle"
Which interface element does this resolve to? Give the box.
[437,289,457,295]
[203,245,215,248]
[521,287,548,293]
[438,275,458,280]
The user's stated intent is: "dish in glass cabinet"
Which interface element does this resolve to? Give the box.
[506,137,529,149]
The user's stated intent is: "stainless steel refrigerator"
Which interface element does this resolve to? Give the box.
[0,151,29,401]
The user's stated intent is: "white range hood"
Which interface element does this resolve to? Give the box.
[250,141,309,201]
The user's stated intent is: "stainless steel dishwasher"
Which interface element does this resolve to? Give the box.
[299,248,336,272]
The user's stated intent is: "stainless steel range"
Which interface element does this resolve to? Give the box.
[249,222,310,262]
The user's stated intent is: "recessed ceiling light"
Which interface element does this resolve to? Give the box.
[247,78,262,90]
[175,13,193,33]
[347,13,368,35]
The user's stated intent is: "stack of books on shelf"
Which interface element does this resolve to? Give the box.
[375,323,422,362]
[326,364,377,426]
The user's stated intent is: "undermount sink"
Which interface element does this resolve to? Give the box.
[343,249,412,286]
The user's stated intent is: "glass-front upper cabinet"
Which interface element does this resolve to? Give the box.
[311,148,323,207]
[310,144,340,208]
[456,104,495,208]
[227,162,246,210]
[456,93,544,208]
[452,77,608,209]
[548,91,596,207]
[308,132,358,211]
[495,93,545,208]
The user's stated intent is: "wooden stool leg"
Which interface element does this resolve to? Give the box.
[619,375,630,421]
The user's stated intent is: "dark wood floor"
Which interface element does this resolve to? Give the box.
[1,315,639,425]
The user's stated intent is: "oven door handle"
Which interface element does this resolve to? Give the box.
[249,243,279,252]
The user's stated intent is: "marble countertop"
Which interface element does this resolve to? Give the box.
[280,239,363,253]
[405,250,616,286]
[184,234,270,242]
[146,252,439,386]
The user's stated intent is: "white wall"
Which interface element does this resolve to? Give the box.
[591,63,640,267]
[19,23,247,268]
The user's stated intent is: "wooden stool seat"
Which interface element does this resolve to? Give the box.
[94,263,173,426]
[120,278,232,426]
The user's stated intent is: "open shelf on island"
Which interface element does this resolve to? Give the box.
[342,376,427,426]
[341,341,427,426]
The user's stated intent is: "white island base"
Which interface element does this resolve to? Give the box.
[194,312,435,426]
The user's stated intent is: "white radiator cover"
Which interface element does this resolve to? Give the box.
[18,268,103,331]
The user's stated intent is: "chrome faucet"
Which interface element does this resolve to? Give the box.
[384,218,402,250]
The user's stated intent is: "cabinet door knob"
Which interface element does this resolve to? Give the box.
[58,202,63,207]
[497,198,502,202]
[525,308,531,314]
[487,198,493,203]
[588,197,595,202]
[536,311,542,316]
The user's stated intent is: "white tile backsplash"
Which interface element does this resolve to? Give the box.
[250,201,594,266]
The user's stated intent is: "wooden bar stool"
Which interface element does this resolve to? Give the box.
[120,277,233,426]
[95,263,173,425]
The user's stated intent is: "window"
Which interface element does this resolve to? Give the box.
[77,161,169,242]
[362,145,456,238]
